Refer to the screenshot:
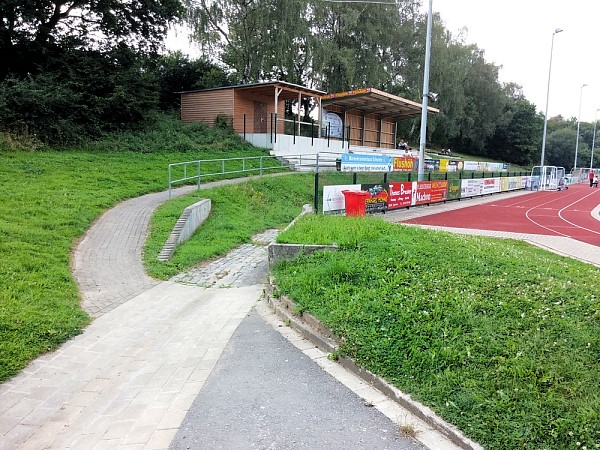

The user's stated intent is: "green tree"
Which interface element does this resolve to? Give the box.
[0,0,184,78]
[153,52,232,110]
[486,86,543,166]
[544,124,577,169]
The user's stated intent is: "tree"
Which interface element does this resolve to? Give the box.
[544,127,578,169]
[153,52,232,110]
[0,0,184,78]
[0,45,161,143]
[487,96,543,166]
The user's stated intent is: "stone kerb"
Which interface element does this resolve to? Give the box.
[267,203,338,267]
[267,243,338,268]
[157,199,211,261]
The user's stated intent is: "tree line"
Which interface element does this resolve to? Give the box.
[0,0,595,168]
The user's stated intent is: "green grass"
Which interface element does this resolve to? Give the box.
[0,113,285,382]
[273,215,600,450]
[144,174,315,279]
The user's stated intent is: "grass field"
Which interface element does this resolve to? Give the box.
[273,215,600,449]
[0,115,286,381]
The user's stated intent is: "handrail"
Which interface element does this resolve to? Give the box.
[167,153,331,198]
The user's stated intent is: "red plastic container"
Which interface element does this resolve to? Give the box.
[342,190,369,217]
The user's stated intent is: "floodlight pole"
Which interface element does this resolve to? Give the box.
[574,83,588,169]
[417,0,433,182]
[591,108,600,169]
[540,28,563,168]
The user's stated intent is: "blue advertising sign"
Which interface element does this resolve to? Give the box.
[340,153,394,172]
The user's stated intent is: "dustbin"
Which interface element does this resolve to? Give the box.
[335,158,341,171]
[342,190,369,217]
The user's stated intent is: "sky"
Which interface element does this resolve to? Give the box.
[431,0,600,123]
[166,0,600,123]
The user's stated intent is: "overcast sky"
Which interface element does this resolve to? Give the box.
[432,0,600,123]
[167,0,600,123]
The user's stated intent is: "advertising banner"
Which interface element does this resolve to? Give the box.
[388,182,414,210]
[482,178,501,194]
[323,184,360,213]
[361,184,389,213]
[447,179,461,200]
[461,178,484,198]
[483,162,508,172]
[439,159,449,172]
[463,161,482,171]
[423,159,440,171]
[340,153,394,172]
[414,180,448,205]
[447,161,460,172]
[393,157,419,172]
[501,176,520,191]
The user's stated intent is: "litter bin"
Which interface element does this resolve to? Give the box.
[335,158,341,171]
[342,190,369,217]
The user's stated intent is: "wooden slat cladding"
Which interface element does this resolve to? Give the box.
[181,90,234,125]
[233,91,284,134]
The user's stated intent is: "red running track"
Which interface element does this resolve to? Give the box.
[401,183,600,247]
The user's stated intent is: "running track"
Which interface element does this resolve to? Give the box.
[401,183,600,247]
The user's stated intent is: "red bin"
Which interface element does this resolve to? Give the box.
[342,190,369,217]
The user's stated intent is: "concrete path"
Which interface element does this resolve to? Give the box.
[170,307,425,450]
[0,283,261,449]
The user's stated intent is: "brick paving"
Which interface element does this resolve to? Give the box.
[172,229,279,288]
[72,186,196,318]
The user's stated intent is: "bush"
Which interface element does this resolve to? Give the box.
[215,113,234,130]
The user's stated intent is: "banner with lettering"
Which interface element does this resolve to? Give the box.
[340,153,394,172]
[461,178,484,198]
[482,178,501,194]
[361,184,389,213]
[393,157,419,172]
[447,179,461,200]
[414,180,448,205]
[387,182,414,210]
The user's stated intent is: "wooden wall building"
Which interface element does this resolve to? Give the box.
[180,81,325,135]
[180,83,438,152]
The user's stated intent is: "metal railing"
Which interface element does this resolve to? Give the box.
[167,153,337,198]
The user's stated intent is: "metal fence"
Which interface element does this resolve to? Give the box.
[167,154,336,198]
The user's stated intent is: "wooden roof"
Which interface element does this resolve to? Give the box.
[322,87,439,120]
[179,81,326,100]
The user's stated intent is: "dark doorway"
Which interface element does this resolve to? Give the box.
[254,101,267,133]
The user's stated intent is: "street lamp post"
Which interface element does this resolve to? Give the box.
[574,83,588,169]
[417,0,433,182]
[540,28,563,168]
[591,108,600,169]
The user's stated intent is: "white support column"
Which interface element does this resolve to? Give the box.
[298,92,302,136]
[318,97,322,137]
[274,87,282,133]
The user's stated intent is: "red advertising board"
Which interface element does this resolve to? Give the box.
[388,182,414,210]
[414,180,448,205]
